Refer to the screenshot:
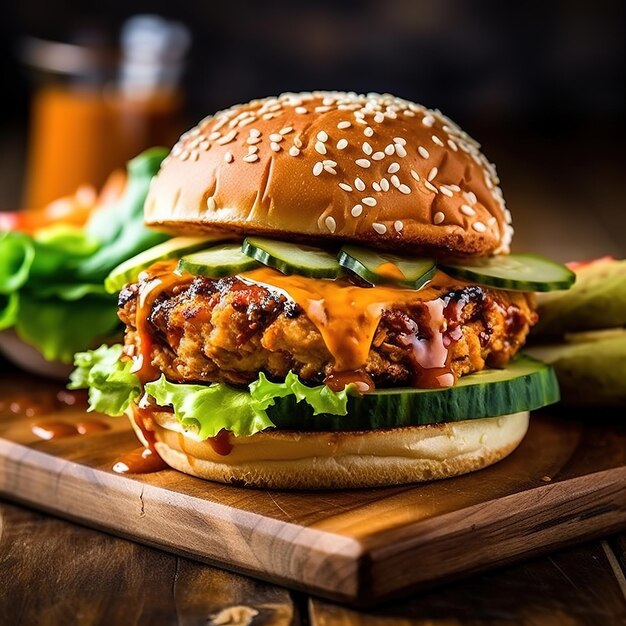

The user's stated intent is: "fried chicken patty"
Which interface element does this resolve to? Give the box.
[118,269,537,389]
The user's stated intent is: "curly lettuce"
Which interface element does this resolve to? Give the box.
[70,345,351,437]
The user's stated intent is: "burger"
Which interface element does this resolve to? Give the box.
[71,92,572,488]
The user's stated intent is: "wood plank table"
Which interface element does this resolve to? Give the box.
[1,500,625,625]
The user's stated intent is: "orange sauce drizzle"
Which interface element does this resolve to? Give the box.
[376,261,405,281]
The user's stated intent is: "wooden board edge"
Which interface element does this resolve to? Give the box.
[359,467,626,604]
[0,438,365,602]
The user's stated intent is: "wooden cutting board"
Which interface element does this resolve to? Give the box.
[0,371,625,606]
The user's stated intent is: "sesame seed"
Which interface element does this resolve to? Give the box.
[249,128,261,138]
[418,146,430,159]
[324,165,337,175]
[270,142,282,152]
[448,184,461,192]
[403,110,415,117]
[364,126,374,137]
[315,141,327,155]
[315,105,332,113]
[355,177,366,191]
[384,144,395,156]
[465,191,478,204]
[247,137,261,145]
[487,216,497,226]
[295,107,308,114]
[395,143,408,157]
[354,117,367,125]
[339,182,353,192]
[393,137,407,146]
[380,178,390,191]
[356,158,371,168]
[390,175,400,188]
[372,182,382,192]
[433,212,445,224]
[216,130,237,145]
[351,204,363,217]
[428,167,438,181]
[336,139,349,150]
[317,130,329,142]
[313,162,324,176]
[432,135,444,147]
[279,126,293,135]
[447,139,458,151]
[294,137,303,148]
[362,197,377,206]
[325,216,337,233]
[410,169,420,181]
[473,221,487,233]
[247,145,259,154]
[373,223,387,234]
[208,131,221,141]
[224,151,234,163]
[288,146,300,157]
[394,220,404,232]
[369,151,383,162]
[269,133,283,142]
[398,184,411,195]
[387,162,400,174]
[180,150,190,161]
[424,181,439,193]
[243,154,259,163]
[460,205,476,216]
[422,114,435,127]
[362,142,373,155]
[374,112,385,123]
[191,151,200,161]
[440,186,453,197]
[337,121,351,129]
[239,117,256,127]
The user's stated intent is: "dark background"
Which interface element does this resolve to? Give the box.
[0,0,624,258]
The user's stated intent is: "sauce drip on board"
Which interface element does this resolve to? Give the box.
[113,405,168,474]
[2,389,88,418]
[31,419,109,440]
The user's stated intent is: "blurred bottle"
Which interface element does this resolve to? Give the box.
[21,15,190,210]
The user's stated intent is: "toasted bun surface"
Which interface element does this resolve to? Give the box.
[146,92,512,256]
[130,407,528,489]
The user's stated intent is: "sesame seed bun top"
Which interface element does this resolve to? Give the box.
[145,91,513,256]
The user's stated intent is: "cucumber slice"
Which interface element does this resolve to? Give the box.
[105,236,225,292]
[267,355,559,430]
[338,245,436,289]
[243,237,341,279]
[178,243,260,278]
[441,254,576,292]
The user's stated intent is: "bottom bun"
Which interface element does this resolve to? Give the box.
[129,406,529,489]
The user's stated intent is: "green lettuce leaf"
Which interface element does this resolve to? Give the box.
[250,371,351,416]
[0,232,35,293]
[77,148,170,281]
[15,293,120,363]
[0,292,19,330]
[69,344,141,415]
[34,224,100,257]
[69,345,352,438]
[144,376,275,438]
